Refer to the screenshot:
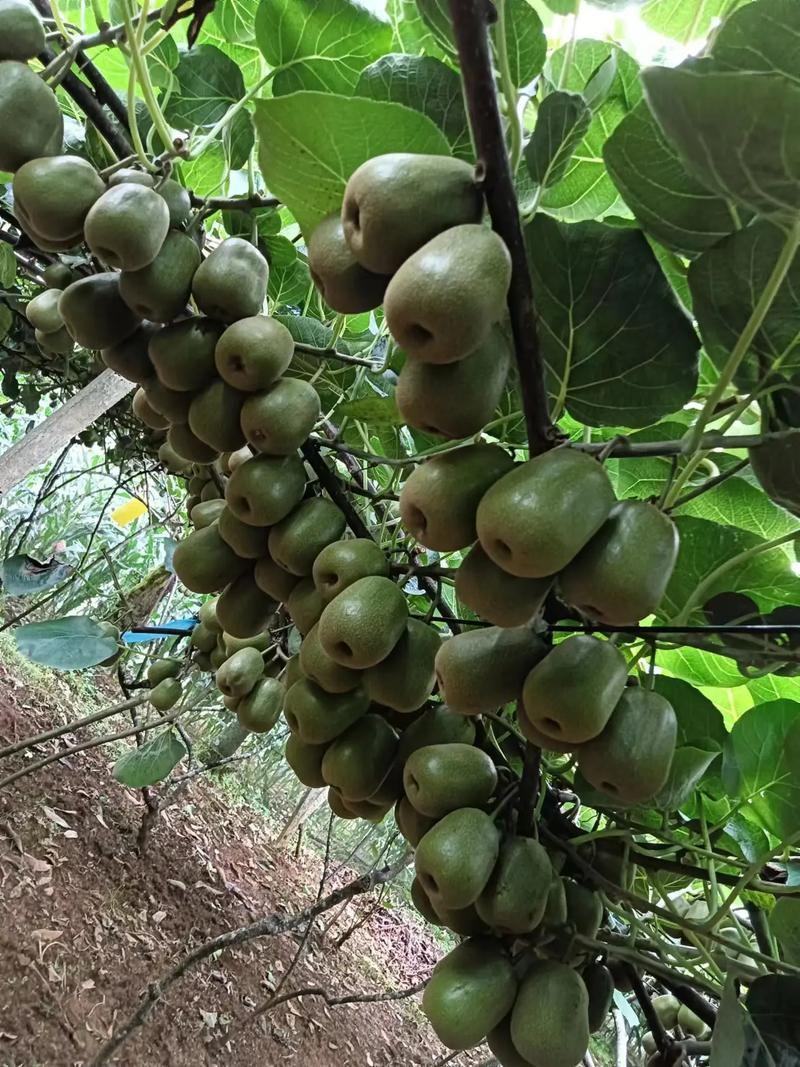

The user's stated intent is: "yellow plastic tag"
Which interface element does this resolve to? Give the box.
[111,498,148,526]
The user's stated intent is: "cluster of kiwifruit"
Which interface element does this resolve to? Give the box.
[397,442,682,806]
[307,152,514,439]
[641,993,710,1056]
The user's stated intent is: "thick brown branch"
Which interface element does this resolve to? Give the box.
[89,858,409,1067]
[448,0,556,454]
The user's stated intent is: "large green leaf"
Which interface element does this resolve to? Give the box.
[654,675,728,747]
[525,215,699,427]
[179,142,227,198]
[603,99,740,256]
[689,220,800,390]
[654,744,721,810]
[642,65,800,223]
[524,90,590,191]
[255,0,392,95]
[224,109,254,170]
[494,0,546,90]
[542,41,641,221]
[164,44,245,128]
[712,0,800,84]
[112,729,186,788]
[209,0,259,42]
[722,700,800,842]
[388,0,447,56]
[642,0,745,44]
[355,54,471,159]
[748,673,800,704]
[658,645,749,688]
[415,0,456,54]
[677,476,800,541]
[15,616,119,670]
[253,92,450,235]
[710,976,748,1067]
[662,516,798,619]
[746,975,800,1063]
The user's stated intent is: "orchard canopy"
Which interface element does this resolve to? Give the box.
[2,0,800,1064]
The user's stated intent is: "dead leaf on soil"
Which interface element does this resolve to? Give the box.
[31,928,63,942]
[41,806,71,829]
[23,855,51,874]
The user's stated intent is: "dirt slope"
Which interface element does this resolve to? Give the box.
[0,661,459,1067]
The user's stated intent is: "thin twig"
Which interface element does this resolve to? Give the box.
[0,694,149,760]
[294,342,376,368]
[0,708,178,791]
[258,979,426,1014]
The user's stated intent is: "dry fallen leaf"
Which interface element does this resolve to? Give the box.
[42,806,70,829]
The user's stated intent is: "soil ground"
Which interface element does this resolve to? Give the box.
[0,655,469,1067]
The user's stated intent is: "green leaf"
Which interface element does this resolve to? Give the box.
[710,975,748,1067]
[355,53,471,160]
[338,394,403,426]
[524,90,590,190]
[677,476,800,542]
[722,700,800,839]
[642,0,743,45]
[165,44,245,128]
[253,92,451,235]
[145,24,178,89]
[662,516,798,619]
[654,744,720,810]
[712,0,800,83]
[658,645,749,688]
[415,0,457,54]
[179,142,227,198]
[494,0,546,90]
[603,99,740,255]
[112,729,186,788]
[542,41,642,221]
[642,65,800,223]
[222,204,282,239]
[277,313,335,348]
[223,108,254,170]
[2,555,71,596]
[209,0,259,42]
[0,242,16,287]
[388,0,447,56]
[747,974,800,1061]
[525,215,699,427]
[268,254,312,309]
[748,673,800,705]
[689,220,800,391]
[721,811,771,863]
[255,0,392,95]
[15,616,119,670]
[654,675,728,747]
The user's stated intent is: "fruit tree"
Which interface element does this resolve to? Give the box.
[2,0,800,1064]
